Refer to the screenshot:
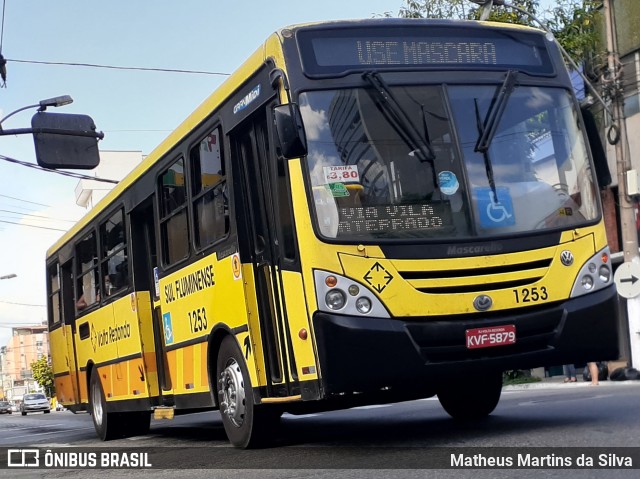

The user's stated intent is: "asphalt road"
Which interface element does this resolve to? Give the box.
[1,381,640,478]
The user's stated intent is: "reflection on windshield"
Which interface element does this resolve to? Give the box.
[299,85,598,241]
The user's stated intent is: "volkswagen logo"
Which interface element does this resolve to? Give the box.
[560,250,574,266]
[473,294,493,312]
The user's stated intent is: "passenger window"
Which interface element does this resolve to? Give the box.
[75,232,98,312]
[100,209,129,298]
[48,264,61,326]
[190,127,229,249]
[159,157,189,265]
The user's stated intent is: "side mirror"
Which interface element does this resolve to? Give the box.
[580,106,611,188]
[273,103,307,159]
[32,112,101,169]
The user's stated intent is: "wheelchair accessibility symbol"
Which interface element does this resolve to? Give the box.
[476,187,515,228]
[163,312,174,345]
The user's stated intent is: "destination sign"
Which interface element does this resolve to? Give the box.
[337,202,453,235]
[297,26,553,76]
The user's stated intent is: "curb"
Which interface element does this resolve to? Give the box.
[504,380,640,391]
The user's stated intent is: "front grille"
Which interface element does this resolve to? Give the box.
[395,257,552,294]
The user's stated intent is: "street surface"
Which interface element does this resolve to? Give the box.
[1,381,639,478]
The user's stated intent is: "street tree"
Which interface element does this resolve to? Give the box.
[31,357,55,398]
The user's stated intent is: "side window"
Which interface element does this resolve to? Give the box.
[75,232,98,313]
[159,157,189,265]
[190,127,229,249]
[47,263,61,327]
[100,209,129,298]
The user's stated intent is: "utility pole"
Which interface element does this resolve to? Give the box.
[604,0,640,369]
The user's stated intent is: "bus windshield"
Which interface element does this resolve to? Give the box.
[300,83,598,241]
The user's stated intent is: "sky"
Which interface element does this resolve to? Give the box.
[0,0,561,347]
[0,0,406,346]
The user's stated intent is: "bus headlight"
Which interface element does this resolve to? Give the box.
[570,247,613,298]
[326,289,346,310]
[314,270,390,318]
[355,297,372,314]
[599,265,611,283]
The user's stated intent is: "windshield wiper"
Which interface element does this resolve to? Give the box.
[362,71,436,166]
[474,70,518,153]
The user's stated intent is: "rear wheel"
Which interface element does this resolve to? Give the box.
[216,336,280,448]
[90,368,125,440]
[438,371,503,420]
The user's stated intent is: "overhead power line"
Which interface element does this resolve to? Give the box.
[7,58,231,76]
[0,219,66,232]
[0,154,119,184]
[0,300,45,307]
[0,194,49,207]
[0,209,76,223]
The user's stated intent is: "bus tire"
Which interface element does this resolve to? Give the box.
[216,336,279,448]
[90,368,124,440]
[437,371,502,421]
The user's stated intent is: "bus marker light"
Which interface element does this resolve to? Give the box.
[299,329,308,340]
[325,276,338,287]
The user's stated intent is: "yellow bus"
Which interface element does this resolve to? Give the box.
[46,18,618,448]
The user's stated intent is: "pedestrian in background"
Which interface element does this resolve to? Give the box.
[563,364,577,383]
[588,362,599,385]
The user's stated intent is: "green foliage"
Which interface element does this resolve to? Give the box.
[502,369,542,385]
[397,0,538,22]
[398,0,472,19]
[545,1,603,73]
[30,357,55,398]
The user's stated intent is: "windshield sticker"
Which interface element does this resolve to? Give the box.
[438,171,459,195]
[475,187,515,228]
[323,165,360,184]
[233,84,261,114]
[325,182,350,197]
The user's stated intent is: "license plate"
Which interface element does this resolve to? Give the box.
[466,325,516,349]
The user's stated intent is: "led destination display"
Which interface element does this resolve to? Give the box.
[297,26,553,75]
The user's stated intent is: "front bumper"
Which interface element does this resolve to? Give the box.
[23,405,50,412]
[313,285,619,395]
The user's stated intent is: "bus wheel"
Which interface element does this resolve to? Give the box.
[437,371,502,421]
[216,336,278,448]
[90,368,123,440]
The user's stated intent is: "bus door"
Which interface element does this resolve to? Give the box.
[230,108,299,398]
[57,261,81,405]
[130,199,171,404]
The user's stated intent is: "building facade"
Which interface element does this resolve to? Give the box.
[0,325,49,401]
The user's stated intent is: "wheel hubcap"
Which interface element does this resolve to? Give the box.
[219,359,246,427]
[91,377,103,427]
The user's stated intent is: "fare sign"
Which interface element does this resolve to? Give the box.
[466,325,516,350]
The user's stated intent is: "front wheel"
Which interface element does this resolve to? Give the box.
[216,336,280,448]
[438,371,503,420]
[90,368,125,440]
